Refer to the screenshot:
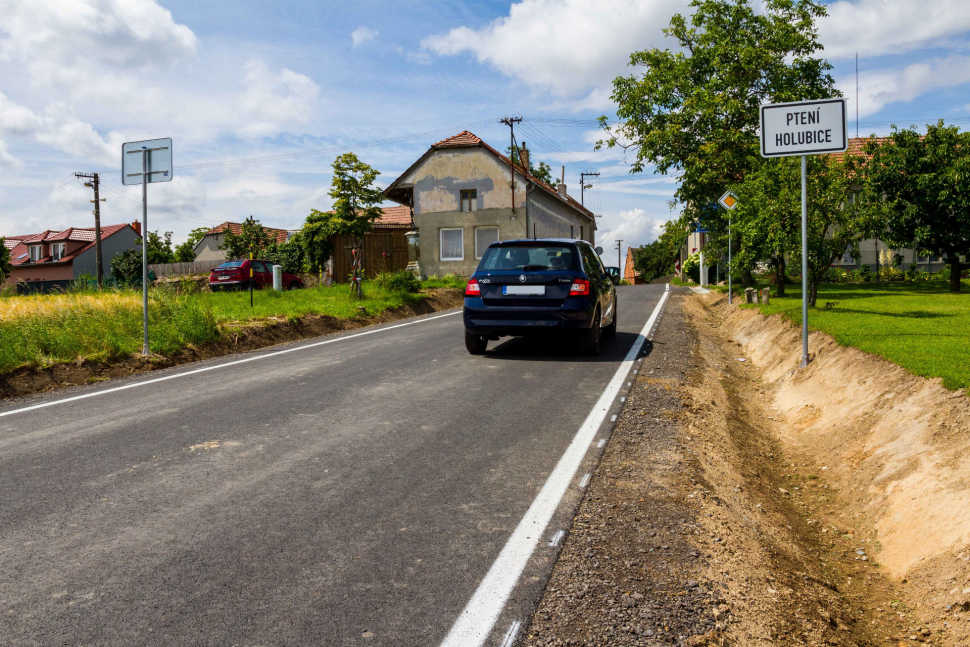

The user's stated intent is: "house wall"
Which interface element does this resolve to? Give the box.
[73,226,139,278]
[194,233,227,262]
[7,262,73,285]
[413,208,525,277]
[525,188,595,243]
[404,148,527,214]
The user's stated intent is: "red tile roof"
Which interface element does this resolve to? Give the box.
[374,205,412,227]
[7,223,136,267]
[831,136,888,162]
[205,222,293,245]
[429,130,596,222]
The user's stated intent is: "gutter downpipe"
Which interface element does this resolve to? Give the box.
[525,180,534,239]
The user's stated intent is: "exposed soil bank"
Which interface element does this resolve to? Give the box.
[0,289,462,401]
[709,292,970,645]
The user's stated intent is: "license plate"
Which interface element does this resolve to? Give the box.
[218,275,230,280]
[503,285,545,296]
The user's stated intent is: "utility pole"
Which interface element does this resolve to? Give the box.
[615,239,623,273]
[580,171,599,206]
[500,116,522,212]
[75,172,105,287]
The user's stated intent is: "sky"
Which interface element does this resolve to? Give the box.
[2,0,970,266]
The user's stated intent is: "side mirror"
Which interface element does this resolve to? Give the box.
[595,246,604,255]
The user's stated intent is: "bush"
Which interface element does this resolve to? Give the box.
[375,270,420,293]
[858,263,873,282]
[826,267,848,283]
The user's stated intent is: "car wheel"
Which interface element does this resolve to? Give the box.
[603,298,617,339]
[289,281,302,290]
[579,309,601,356]
[465,331,488,355]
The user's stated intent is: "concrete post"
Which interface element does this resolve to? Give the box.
[744,287,756,304]
[405,231,426,280]
[699,252,706,286]
[761,288,770,305]
[273,265,283,291]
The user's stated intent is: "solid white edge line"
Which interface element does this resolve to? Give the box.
[0,311,463,419]
[438,287,670,647]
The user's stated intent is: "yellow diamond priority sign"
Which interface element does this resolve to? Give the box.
[718,191,738,210]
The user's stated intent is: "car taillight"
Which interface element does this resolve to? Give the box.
[465,278,481,296]
[569,279,590,296]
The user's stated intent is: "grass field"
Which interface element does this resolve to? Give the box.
[0,276,465,375]
[720,281,970,392]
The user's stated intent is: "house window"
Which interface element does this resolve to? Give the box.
[475,227,499,259]
[440,228,464,261]
[51,243,66,260]
[580,225,584,241]
[460,189,477,212]
[29,245,42,262]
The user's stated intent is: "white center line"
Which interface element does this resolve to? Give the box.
[437,288,669,647]
[0,311,462,419]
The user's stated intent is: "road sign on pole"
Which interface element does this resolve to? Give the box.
[122,138,173,357]
[718,191,738,304]
[760,98,846,368]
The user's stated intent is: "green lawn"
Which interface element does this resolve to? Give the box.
[720,281,970,392]
[0,277,464,375]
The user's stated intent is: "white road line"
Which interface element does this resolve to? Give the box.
[597,439,606,449]
[499,621,521,647]
[0,311,463,419]
[610,414,617,422]
[437,288,669,647]
[548,530,565,547]
[579,473,591,488]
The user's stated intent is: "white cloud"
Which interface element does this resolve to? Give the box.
[0,0,197,83]
[422,0,687,97]
[351,26,378,47]
[0,92,122,165]
[840,55,970,117]
[819,0,970,59]
[596,207,674,266]
[237,61,321,138]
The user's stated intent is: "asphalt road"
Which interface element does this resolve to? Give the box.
[0,284,667,647]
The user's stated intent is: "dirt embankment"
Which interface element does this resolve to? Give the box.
[711,292,970,645]
[0,289,463,401]
[524,292,905,647]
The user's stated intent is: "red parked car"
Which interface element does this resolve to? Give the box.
[209,259,304,292]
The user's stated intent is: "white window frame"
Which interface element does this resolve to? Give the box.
[29,245,42,262]
[439,227,464,261]
[51,243,66,260]
[474,226,499,259]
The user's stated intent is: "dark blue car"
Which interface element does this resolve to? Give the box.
[463,239,617,355]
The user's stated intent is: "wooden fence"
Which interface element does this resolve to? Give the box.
[330,230,409,283]
[149,260,225,277]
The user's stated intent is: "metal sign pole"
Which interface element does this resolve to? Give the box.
[728,217,732,305]
[142,149,150,356]
[800,154,809,368]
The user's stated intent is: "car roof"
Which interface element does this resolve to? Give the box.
[489,238,586,245]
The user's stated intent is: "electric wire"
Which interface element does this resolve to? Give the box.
[96,179,221,226]
[0,174,78,216]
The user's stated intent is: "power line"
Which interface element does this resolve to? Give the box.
[519,121,598,175]
[0,174,78,216]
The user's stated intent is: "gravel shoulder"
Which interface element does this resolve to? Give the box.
[521,291,908,647]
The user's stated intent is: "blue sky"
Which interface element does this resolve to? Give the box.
[2,0,970,265]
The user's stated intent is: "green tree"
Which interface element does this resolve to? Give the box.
[262,234,306,275]
[0,238,11,285]
[507,145,556,186]
[221,217,272,261]
[174,226,211,263]
[301,152,384,273]
[632,219,687,281]
[865,122,970,293]
[135,231,176,264]
[110,248,143,284]
[598,0,836,283]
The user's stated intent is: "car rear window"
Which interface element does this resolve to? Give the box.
[216,261,245,269]
[478,245,579,271]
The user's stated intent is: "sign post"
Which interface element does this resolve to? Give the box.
[718,191,738,304]
[759,98,846,367]
[122,138,173,356]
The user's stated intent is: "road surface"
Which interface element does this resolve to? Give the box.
[0,284,668,646]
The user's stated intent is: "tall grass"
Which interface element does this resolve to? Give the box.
[0,277,459,374]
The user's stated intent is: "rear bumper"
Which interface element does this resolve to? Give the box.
[463,297,595,337]
[209,280,249,292]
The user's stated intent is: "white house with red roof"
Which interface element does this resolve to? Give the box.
[3,222,141,288]
[383,131,597,277]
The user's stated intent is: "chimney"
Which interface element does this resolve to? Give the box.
[519,142,530,171]
[131,220,141,236]
[557,183,567,197]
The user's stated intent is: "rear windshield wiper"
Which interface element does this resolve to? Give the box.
[522,265,550,271]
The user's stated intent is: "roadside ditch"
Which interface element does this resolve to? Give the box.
[0,288,463,401]
[520,289,952,646]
